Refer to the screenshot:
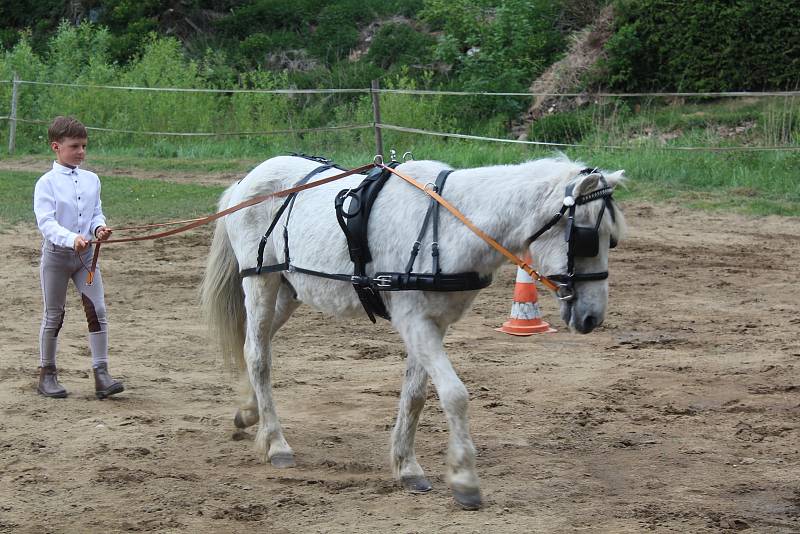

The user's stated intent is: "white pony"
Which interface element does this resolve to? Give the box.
[201,155,626,509]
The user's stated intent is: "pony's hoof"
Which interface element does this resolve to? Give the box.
[401,476,433,494]
[269,453,296,468]
[233,409,257,429]
[453,487,482,510]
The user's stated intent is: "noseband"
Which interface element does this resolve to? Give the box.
[528,169,617,301]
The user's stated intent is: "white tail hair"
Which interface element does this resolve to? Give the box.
[200,183,246,373]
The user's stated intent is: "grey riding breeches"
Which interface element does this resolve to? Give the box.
[38,241,108,367]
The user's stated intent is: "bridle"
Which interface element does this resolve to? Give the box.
[527,169,617,302]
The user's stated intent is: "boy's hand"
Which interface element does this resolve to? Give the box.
[73,235,89,252]
[95,226,112,241]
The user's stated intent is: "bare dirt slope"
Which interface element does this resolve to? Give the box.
[1,201,799,533]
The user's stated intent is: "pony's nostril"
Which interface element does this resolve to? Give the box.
[582,315,596,332]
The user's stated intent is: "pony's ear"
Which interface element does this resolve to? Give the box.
[573,173,602,196]
[605,170,626,188]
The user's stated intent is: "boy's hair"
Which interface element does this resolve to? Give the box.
[48,116,88,143]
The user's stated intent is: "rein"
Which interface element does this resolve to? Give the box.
[82,162,377,283]
[377,163,561,294]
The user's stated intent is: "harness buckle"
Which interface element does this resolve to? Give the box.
[373,274,393,288]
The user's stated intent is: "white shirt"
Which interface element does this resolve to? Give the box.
[34,161,106,248]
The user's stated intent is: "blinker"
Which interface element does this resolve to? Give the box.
[569,225,600,257]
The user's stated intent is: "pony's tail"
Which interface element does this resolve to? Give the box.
[200,183,246,373]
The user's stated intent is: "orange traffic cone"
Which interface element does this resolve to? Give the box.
[496,264,556,336]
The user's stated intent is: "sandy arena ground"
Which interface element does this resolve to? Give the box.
[1,193,799,533]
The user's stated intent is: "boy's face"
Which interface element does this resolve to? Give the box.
[51,136,87,168]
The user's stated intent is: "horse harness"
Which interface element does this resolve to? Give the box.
[241,156,491,322]
[527,169,618,302]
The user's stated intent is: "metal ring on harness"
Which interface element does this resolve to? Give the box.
[373,154,384,165]
[556,283,575,301]
[337,190,362,218]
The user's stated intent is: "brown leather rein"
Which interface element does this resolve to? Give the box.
[83,160,559,294]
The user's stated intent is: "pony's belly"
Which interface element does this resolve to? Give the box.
[286,274,365,318]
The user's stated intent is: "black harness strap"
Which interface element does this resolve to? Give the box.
[372,271,491,292]
[333,164,399,322]
[405,169,453,273]
[240,164,333,278]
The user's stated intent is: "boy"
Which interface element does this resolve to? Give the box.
[33,116,124,399]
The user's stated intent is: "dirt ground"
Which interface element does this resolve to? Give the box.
[1,193,799,533]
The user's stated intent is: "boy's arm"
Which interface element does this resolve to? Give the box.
[89,176,107,238]
[33,178,79,248]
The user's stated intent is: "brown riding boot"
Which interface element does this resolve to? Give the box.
[37,365,68,398]
[93,363,124,399]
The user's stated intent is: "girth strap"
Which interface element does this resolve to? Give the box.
[373,272,491,292]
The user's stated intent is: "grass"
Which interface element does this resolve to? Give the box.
[3,96,800,227]
[0,170,225,227]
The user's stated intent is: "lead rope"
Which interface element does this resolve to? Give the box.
[378,164,561,294]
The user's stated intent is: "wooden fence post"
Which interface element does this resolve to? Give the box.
[371,79,383,159]
[8,73,19,154]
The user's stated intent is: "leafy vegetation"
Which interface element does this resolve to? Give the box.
[600,0,800,91]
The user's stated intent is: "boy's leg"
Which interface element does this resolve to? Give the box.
[38,244,72,397]
[73,260,124,398]
[73,261,109,367]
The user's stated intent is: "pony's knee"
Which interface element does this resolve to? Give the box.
[440,382,469,413]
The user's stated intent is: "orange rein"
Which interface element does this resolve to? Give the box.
[377,163,561,294]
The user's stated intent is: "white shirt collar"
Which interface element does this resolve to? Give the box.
[52,161,79,174]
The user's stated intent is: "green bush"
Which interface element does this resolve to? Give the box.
[309,4,363,63]
[366,23,435,69]
[529,110,594,144]
[421,0,565,119]
[601,0,800,91]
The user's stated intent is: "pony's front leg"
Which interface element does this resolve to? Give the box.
[397,319,482,510]
[391,355,432,493]
[242,275,295,468]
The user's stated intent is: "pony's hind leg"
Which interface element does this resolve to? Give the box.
[391,355,433,493]
[396,317,482,510]
[234,278,300,431]
[242,275,296,468]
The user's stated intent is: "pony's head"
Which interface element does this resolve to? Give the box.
[527,166,627,334]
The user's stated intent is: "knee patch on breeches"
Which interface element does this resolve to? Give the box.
[48,310,65,337]
[80,293,104,333]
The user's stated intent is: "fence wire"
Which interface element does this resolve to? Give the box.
[2,79,799,152]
